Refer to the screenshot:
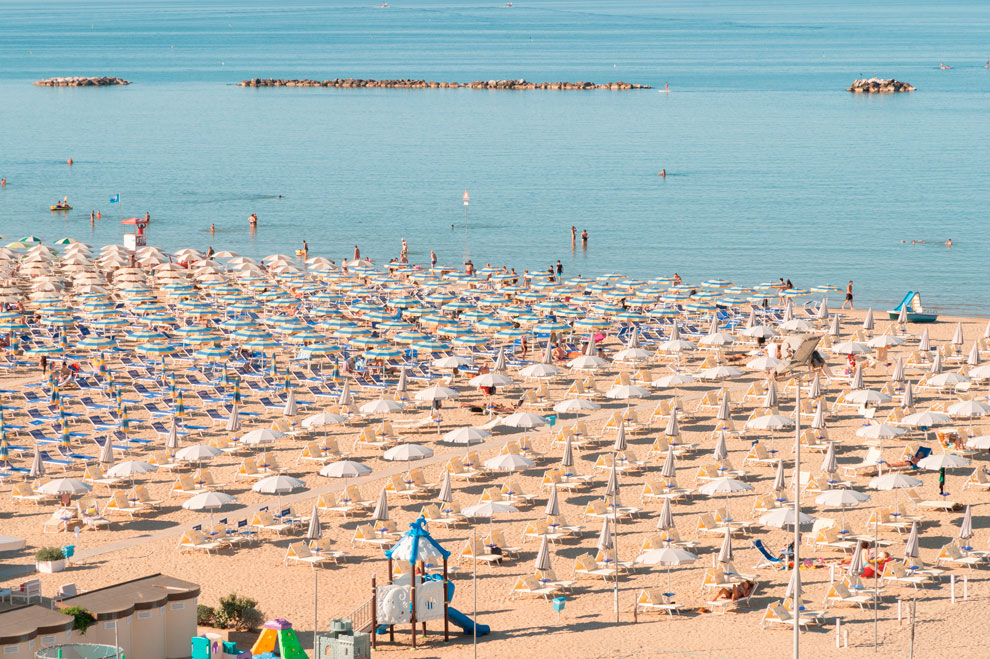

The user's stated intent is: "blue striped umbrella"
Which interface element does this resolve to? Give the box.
[233,379,241,403]
[452,335,488,346]
[365,347,403,360]
[175,390,185,417]
[136,342,178,356]
[119,404,130,432]
[410,339,451,351]
[60,417,70,451]
[495,328,529,339]
[195,347,232,360]
[349,336,388,348]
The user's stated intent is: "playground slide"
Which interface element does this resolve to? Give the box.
[891,291,915,312]
[375,576,490,637]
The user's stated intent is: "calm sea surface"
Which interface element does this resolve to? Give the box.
[1,1,989,313]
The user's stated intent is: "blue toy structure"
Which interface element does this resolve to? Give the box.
[373,517,489,648]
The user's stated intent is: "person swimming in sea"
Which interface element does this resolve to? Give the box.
[249,213,258,227]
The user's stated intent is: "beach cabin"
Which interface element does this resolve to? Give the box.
[0,605,75,658]
[55,573,199,658]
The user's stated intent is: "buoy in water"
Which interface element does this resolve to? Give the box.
[67,158,73,165]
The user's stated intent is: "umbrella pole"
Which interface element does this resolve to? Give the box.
[793,376,801,656]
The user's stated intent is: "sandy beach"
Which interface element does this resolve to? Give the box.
[2,245,989,659]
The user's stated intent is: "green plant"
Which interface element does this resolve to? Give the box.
[35,547,65,562]
[61,606,96,635]
[213,593,264,631]
[197,604,215,626]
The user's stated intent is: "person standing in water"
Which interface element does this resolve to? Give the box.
[430,250,437,268]
[580,229,589,248]
[301,240,309,259]
[570,225,577,246]
[249,213,258,227]
[353,245,360,261]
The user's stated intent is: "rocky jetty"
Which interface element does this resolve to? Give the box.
[34,77,130,87]
[239,78,649,90]
[847,78,915,93]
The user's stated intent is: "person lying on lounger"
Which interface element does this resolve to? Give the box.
[712,579,755,602]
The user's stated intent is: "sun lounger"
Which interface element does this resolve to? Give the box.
[905,487,960,512]
[510,575,560,601]
[250,510,292,536]
[823,582,875,610]
[103,491,147,518]
[178,529,227,554]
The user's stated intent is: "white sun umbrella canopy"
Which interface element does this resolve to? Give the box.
[651,373,697,388]
[745,413,795,431]
[240,428,285,445]
[759,507,816,529]
[359,398,406,414]
[845,389,891,405]
[613,345,652,363]
[869,473,922,490]
[182,491,236,512]
[470,371,514,388]
[815,488,870,508]
[175,444,222,463]
[634,545,698,594]
[442,426,491,445]
[553,398,600,414]
[253,474,307,494]
[501,411,546,429]
[462,500,518,519]
[831,341,870,355]
[604,384,650,400]
[746,355,785,371]
[856,423,907,440]
[106,460,156,480]
[699,477,753,497]
[699,365,744,381]
[928,371,969,388]
[302,412,347,428]
[743,325,777,339]
[38,478,92,496]
[901,411,951,427]
[868,334,905,349]
[484,453,535,471]
[947,399,990,418]
[414,385,459,402]
[383,444,433,461]
[432,355,473,369]
[319,460,372,478]
[519,361,562,379]
[917,453,971,471]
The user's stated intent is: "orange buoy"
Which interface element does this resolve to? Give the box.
[67,158,73,165]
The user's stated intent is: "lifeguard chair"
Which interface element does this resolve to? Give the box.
[122,216,148,250]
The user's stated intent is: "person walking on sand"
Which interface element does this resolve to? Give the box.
[842,280,854,310]
[938,467,946,495]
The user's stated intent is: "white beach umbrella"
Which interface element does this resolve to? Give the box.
[856,423,907,440]
[319,460,372,478]
[483,453,535,471]
[699,365,744,381]
[745,413,795,431]
[240,428,285,445]
[469,372,514,387]
[959,505,974,543]
[442,426,491,445]
[253,474,306,494]
[38,478,91,495]
[372,487,389,523]
[462,501,518,519]
[383,444,433,461]
[746,355,785,371]
[716,531,733,563]
[282,389,298,417]
[759,507,816,529]
[699,477,753,497]
[604,384,650,400]
[106,460,156,480]
[302,412,347,428]
[534,534,553,572]
[175,444,222,463]
[904,522,920,559]
[502,411,546,429]
[651,373,697,388]
[182,491,236,511]
[553,398,600,414]
[634,545,698,594]
[917,453,970,471]
[845,389,891,405]
[414,385,459,402]
[359,398,406,414]
[831,341,870,355]
[948,399,990,418]
[901,411,951,428]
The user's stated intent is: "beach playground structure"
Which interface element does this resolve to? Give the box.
[249,618,307,658]
[371,517,489,649]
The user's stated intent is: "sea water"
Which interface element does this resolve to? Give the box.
[1,0,988,313]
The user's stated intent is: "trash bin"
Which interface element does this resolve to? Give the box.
[546,414,557,427]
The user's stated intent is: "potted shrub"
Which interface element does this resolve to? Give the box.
[35,546,66,573]
[61,606,96,635]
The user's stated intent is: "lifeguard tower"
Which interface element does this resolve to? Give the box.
[122,216,148,250]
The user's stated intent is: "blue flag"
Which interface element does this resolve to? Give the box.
[109,194,119,203]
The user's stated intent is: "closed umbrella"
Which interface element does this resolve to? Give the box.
[656,497,675,531]
[847,541,864,577]
[715,394,731,422]
[395,367,408,398]
[545,483,560,516]
[904,522,920,560]
[811,401,826,430]
[29,445,45,478]
[560,434,574,471]
[849,363,864,390]
[809,372,822,398]
[613,420,628,452]
[918,328,930,352]
[967,343,981,367]
[338,380,354,406]
[951,322,964,346]
[901,381,914,409]
[372,487,389,523]
[712,430,728,461]
[165,418,180,452]
[929,349,942,375]
[437,471,453,504]
[959,505,974,548]
[596,517,613,551]
[225,403,242,432]
[98,434,114,464]
[283,389,297,417]
[664,409,680,437]
[604,460,619,499]
[820,442,838,478]
[660,445,677,479]
[306,505,322,540]
[762,380,779,408]
[862,308,874,331]
[716,531,733,563]
[534,534,552,572]
[828,313,840,337]
[772,460,786,493]
[891,357,905,383]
